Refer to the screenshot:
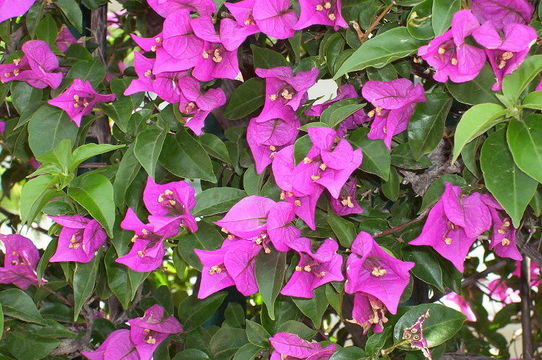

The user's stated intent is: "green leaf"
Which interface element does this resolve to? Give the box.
[55,0,83,32]
[404,247,444,292]
[232,343,262,360]
[178,292,228,330]
[502,55,542,105]
[294,134,314,164]
[104,248,133,309]
[329,347,366,360]
[134,122,168,179]
[251,45,289,69]
[419,174,466,212]
[66,58,106,87]
[178,221,223,269]
[5,326,59,360]
[245,320,271,347]
[334,27,424,79]
[276,320,316,339]
[193,187,247,216]
[529,186,542,217]
[432,0,460,35]
[452,103,507,163]
[224,303,246,328]
[173,349,210,360]
[68,172,116,236]
[407,0,434,40]
[480,128,538,227]
[326,212,357,248]
[446,65,500,105]
[35,15,58,46]
[0,289,45,325]
[0,305,4,341]
[408,91,452,159]
[113,145,141,210]
[11,83,43,123]
[20,175,62,225]
[292,286,328,328]
[210,327,248,360]
[200,133,230,163]
[521,90,542,110]
[320,102,366,128]
[507,114,542,183]
[393,303,466,347]
[224,78,265,120]
[255,251,287,320]
[159,130,217,183]
[382,167,402,201]
[27,105,79,157]
[349,128,390,180]
[73,252,102,321]
[71,143,124,170]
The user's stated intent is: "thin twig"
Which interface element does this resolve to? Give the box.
[359,1,395,44]
[520,258,533,360]
[373,210,428,238]
[39,285,73,307]
[461,260,507,287]
[78,162,109,168]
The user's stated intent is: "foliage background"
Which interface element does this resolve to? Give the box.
[0,0,541,359]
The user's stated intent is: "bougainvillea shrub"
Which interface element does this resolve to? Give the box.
[0,0,541,359]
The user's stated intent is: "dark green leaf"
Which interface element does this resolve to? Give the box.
[408,91,452,159]
[432,0,460,35]
[446,65,500,105]
[393,303,466,347]
[232,343,262,360]
[73,252,102,320]
[407,0,434,40]
[68,172,116,236]
[292,286,328,328]
[134,122,168,179]
[55,0,83,32]
[349,128,390,180]
[0,289,45,325]
[404,247,445,292]
[224,78,265,120]
[178,221,223,269]
[320,102,366,128]
[507,114,542,183]
[255,251,287,320]
[334,27,424,78]
[480,128,538,227]
[173,349,210,360]
[382,167,402,201]
[5,326,59,360]
[419,174,466,212]
[66,59,106,88]
[245,320,271,347]
[178,292,228,330]
[193,187,247,216]
[113,145,141,210]
[329,346,366,360]
[200,133,230,163]
[159,130,217,182]
[251,45,289,69]
[326,212,357,248]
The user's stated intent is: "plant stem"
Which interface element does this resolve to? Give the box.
[359,1,395,44]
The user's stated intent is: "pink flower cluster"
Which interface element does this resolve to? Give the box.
[194,195,415,336]
[419,1,537,90]
[411,183,523,273]
[117,177,198,272]
[82,304,183,360]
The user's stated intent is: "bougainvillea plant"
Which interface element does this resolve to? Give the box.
[0,0,541,359]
